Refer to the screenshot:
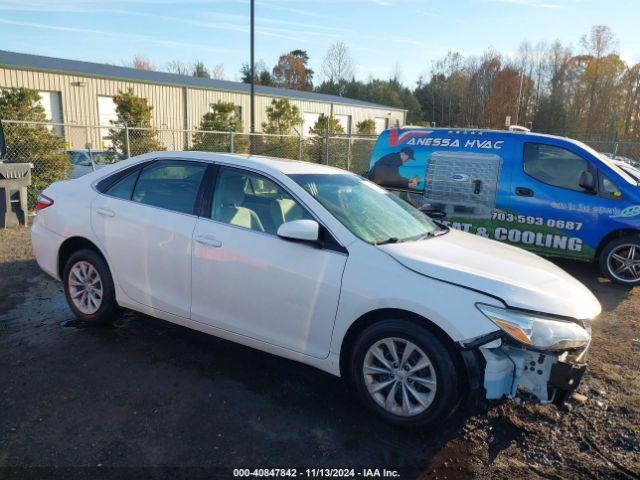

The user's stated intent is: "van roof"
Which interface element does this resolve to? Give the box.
[392,126,554,137]
[384,127,590,148]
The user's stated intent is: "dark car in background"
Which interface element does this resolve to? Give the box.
[67,150,121,179]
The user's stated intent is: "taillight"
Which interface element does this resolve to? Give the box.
[35,194,54,211]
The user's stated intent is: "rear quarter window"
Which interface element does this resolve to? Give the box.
[105,170,140,200]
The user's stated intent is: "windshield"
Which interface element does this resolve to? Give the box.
[589,149,638,185]
[289,173,438,244]
[616,162,640,182]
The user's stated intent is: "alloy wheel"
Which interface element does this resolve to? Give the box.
[362,337,437,417]
[68,260,103,315]
[607,244,640,283]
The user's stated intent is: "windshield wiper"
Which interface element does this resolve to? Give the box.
[374,237,399,245]
[416,226,449,241]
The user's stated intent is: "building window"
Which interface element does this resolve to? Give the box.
[374,117,389,134]
[38,91,63,135]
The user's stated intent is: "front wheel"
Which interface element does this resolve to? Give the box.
[599,236,640,286]
[63,249,119,324]
[349,320,461,428]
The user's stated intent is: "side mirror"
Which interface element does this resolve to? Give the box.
[579,171,596,192]
[277,219,320,243]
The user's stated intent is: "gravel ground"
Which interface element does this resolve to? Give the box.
[0,226,638,479]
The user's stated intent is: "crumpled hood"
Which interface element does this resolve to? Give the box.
[379,229,601,320]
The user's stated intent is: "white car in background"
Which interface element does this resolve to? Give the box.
[31,152,600,427]
[613,159,640,182]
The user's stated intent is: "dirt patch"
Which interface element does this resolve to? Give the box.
[0,225,40,313]
[0,227,639,478]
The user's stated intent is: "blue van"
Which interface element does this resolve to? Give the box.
[368,127,640,285]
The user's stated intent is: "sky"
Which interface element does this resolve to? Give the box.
[0,0,639,87]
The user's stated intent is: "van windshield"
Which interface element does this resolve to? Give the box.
[598,154,639,185]
[573,141,637,185]
[289,173,438,244]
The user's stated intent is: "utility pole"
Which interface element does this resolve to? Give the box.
[515,70,524,126]
[250,0,256,153]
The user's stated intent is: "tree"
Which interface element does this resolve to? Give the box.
[533,41,573,133]
[325,77,421,123]
[0,88,71,206]
[320,41,355,96]
[272,50,313,91]
[407,24,640,141]
[165,60,190,75]
[350,119,377,174]
[621,64,640,139]
[240,60,274,86]
[485,67,533,128]
[191,101,248,153]
[262,98,303,135]
[211,63,225,80]
[125,56,156,71]
[192,61,210,79]
[107,89,164,156]
[579,25,623,136]
[260,98,302,158]
[307,114,346,166]
[356,119,376,135]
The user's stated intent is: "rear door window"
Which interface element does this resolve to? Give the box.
[131,160,207,215]
[524,143,590,192]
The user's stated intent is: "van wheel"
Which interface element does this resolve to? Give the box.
[349,320,460,428]
[599,236,640,286]
[63,249,119,324]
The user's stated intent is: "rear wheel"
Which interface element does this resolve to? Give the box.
[349,320,461,428]
[599,236,640,286]
[63,249,119,324]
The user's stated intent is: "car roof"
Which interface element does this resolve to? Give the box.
[67,149,108,153]
[137,151,349,176]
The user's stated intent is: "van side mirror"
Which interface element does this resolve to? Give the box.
[579,171,596,192]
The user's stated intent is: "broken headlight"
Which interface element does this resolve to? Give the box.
[476,304,591,351]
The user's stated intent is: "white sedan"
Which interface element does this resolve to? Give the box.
[31,152,600,427]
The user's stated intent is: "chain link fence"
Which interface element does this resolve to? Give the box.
[2,119,639,210]
[0,119,378,208]
[581,140,640,163]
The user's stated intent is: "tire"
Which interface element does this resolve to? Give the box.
[598,235,640,286]
[349,319,461,428]
[63,249,119,324]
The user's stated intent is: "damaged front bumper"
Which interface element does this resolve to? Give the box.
[478,338,588,404]
[466,304,594,405]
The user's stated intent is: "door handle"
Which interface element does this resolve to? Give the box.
[515,187,534,197]
[96,208,115,217]
[473,179,482,195]
[195,234,222,248]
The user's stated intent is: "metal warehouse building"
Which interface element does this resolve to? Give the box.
[0,50,406,150]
